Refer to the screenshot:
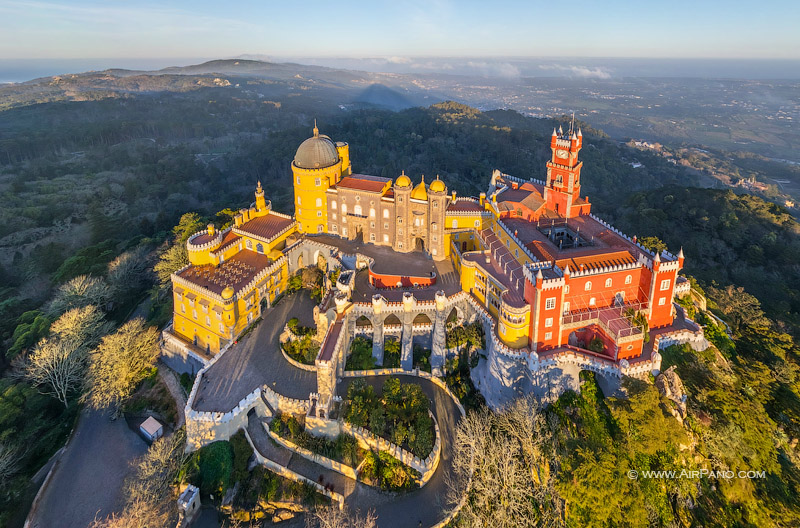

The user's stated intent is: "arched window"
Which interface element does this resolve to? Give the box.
[383,209,389,219]
[625,274,632,285]
[332,200,337,210]
[316,198,322,208]
[317,224,324,233]
[342,204,347,215]
[246,240,252,249]
[256,243,264,254]
[452,219,457,228]
[297,196,301,205]
[585,281,592,291]
[605,278,612,288]
[354,204,362,216]
[369,208,375,218]
[589,297,596,306]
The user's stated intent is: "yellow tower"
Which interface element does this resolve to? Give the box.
[291,122,351,234]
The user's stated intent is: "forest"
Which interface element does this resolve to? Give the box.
[0,80,798,526]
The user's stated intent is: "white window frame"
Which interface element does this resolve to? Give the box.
[544,317,553,328]
[545,297,556,310]
[660,279,671,291]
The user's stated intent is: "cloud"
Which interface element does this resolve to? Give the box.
[538,64,612,79]
[465,61,521,78]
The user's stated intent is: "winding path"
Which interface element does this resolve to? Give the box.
[195,292,465,527]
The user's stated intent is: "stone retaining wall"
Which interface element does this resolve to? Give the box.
[243,427,344,510]
[341,409,441,486]
[267,429,358,480]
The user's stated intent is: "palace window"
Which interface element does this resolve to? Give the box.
[205,316,210,325]
[342,227,348,237]
[589,297,596,306]
[545,317,553,328]
[315,178,321,186]
[332,200,337,210]
[452,219,458,228]
[332,213,337,220]
[432,235,437,242]
[219,323,225,333]
[605,278,612,288]
[317,224,324,233]
[515,249,519,257]
[660,279,671,291]
[246,240,252,249]
[296,176,300,185]
[585,281,592,291]
[316,198,322,207]
[384,223,389,229]
[370,233,376,241]
[383,234,389,243]
[545,298,556,310]
[332,224,338,233]
[354,204,362,216]
[433,201,438,208]
[384,209,389,218]
[355,195,361,201]
[342,204,347,215]
[192,310,197,320]
[474,220,480,227]
[398,242,403,249]
[256,243,264,254]
[625,274,632,284]
[297,196,301,205]
[659,297,667,306]
[317,211,322,217]
[370,222,375,228]
[563,301,570,313]
[432,248,437,255]
[181,304,185,314]
[544,332,552,340]
[370,208,375,218]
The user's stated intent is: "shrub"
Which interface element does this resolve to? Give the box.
[345,336,375,370]
[230,430,253,483]
[186,441,233,498]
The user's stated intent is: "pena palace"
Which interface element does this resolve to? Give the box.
[163,122,705,411]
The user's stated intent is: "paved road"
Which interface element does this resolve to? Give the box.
[194,292,319,411]
[27,409,148,528]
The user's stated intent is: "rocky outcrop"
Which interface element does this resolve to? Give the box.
[656,366,687,422]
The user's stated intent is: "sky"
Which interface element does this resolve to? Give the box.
[0,0,798,61]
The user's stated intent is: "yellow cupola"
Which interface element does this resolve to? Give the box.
[395,170,411,188]
[410,175,428,201]
[429,175,445,193]
[221,286,235,300]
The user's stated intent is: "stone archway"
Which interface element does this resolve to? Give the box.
[413,313,432,326]
[356,315,372,329]
[384,313,401,327]
[414,237,425,252]
[297,254,304,269]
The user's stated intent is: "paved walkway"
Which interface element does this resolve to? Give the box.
[27,409,148,528]
[193,292,319,411]
[158,366,188,427]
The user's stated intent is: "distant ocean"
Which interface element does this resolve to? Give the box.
[0,58,206,84]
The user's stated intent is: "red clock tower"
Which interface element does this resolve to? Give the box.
[544,125,590,218]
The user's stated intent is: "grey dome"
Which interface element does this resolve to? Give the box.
[294,128,339,169]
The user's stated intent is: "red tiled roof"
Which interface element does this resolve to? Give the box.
[236,213,294,242]
[447,200,484,212]
[336,174,391,193]
[177,250,270,296]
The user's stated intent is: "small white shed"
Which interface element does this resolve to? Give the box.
[140,416,163,442]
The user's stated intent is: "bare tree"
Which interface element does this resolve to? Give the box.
[108,246,153,295]
[305,505,377,528]
[47,275,112,317]
[87,318,160,410]
[446,397,564,528]
[88,498,170,528]
[49,305,112,349]
[23,337,87,407]
[0,442,19,488]
[154,244,189,290]
[124,429,187,508]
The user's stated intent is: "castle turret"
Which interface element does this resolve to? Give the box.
[292,121,344,234]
